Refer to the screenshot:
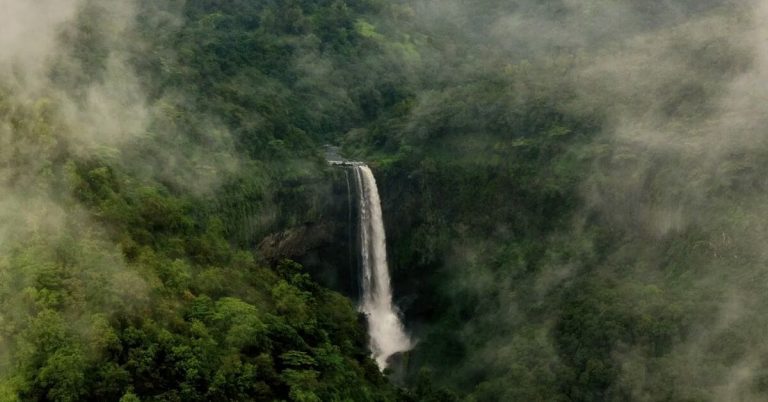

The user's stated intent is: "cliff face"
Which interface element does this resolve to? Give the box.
[258,223,334,261]
[259,167,362,300]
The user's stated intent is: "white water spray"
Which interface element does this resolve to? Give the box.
[353,164,412,369]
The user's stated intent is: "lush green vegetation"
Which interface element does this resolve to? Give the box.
[2,0,766,401]
[0,1,413,400]
[0,91,399,401]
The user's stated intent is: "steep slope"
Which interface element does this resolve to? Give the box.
[0,0,421,400]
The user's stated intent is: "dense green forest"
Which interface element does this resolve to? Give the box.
[2,0,768,401]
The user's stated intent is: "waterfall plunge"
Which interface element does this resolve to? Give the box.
[352,165,412,369]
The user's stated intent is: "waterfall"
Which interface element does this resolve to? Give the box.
[353,164,412,369]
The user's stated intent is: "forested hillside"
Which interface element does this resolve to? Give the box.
[0,1,409,400]
[2,0,768,401]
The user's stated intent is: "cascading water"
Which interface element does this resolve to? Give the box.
[351,164,412,369]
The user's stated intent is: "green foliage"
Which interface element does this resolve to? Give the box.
[6,0,753,400]
[0,0,418,400]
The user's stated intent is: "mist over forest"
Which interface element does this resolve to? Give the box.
[1,0,767,401]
